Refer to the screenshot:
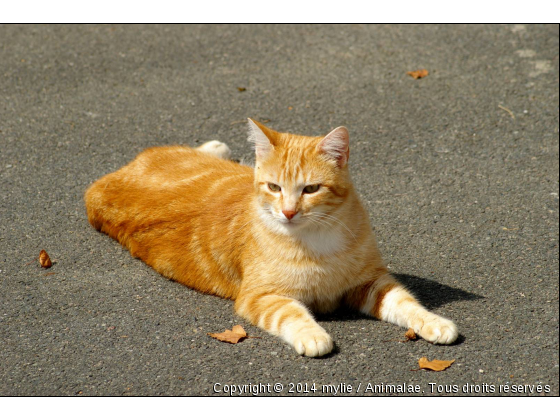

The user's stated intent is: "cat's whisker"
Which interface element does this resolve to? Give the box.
[305,214,335,231]
[305,216,327,231]
[306,212,359,243]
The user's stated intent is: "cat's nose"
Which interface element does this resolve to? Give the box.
[282,209,298,220]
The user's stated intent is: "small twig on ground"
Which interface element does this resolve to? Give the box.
[231,119,271,125]
[25,257,39,265]
[498,105,515,119]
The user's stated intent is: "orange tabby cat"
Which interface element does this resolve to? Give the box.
[85,119,458,357]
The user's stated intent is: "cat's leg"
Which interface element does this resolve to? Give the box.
[196,140,231,159]
[235,292,333,357]
[345,274,458,344]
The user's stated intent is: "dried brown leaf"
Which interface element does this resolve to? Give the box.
[418,357,455,371]
[407,69,429,79]
[208,325,248,344]
[231,325,247,336]
[39,250,52,268]
[405,328,417,341]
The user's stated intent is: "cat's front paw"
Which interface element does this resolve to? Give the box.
[290,326,334,357]
[415,314,458,345]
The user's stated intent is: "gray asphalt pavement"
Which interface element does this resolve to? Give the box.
[0,24,558,396]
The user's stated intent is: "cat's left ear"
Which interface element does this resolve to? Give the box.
[317,126,350,167]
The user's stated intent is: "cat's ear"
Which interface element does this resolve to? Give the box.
[247,118,275,159]
[317,126,350,167]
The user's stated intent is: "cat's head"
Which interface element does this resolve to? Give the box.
[248,119,353,235]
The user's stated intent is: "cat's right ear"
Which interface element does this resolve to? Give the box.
[248,118,275,159]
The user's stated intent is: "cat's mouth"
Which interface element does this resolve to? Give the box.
[277,216,302,226]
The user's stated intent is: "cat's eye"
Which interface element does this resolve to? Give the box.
[303,184,320,194]
[268,183,281,192]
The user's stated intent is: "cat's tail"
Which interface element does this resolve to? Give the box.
[196,140,231,160]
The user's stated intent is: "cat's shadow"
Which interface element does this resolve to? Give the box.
[317,273,484,324]
[393,273,484,310]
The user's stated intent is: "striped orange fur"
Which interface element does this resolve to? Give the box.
[85,120,458,357]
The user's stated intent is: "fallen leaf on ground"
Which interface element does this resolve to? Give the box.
[39,250,52,268]
[418,357,455,371]
[208,325,248,344]
[407,69,429,79]
[405,328,417,341]
[237,87,246,92]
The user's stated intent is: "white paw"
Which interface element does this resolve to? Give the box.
[415,314,458,345]
[196,140,231,159]
[290,326,334,357]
